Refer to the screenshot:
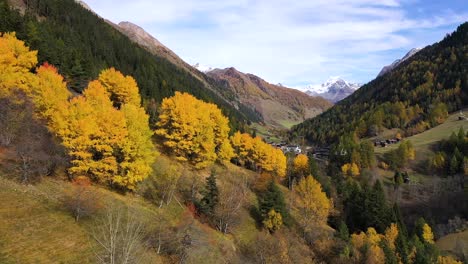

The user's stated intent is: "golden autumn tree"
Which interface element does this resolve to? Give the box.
[422,223,435,244]
[293,154,309,179]
[97,68,140,108]
[437,256,462,264]
[31,63,71,127]
[116,104,157,190]
[351,227,385,264]
[97,69,157,190]
[293,176,331,234]
[341,162,360,178]
[0,32,37,98]
[384,223,399,250]
[155,92,232,169]
[366,245,385,264]
[230,132,286,178]
[65,81,127,184]
[262,209,283,232]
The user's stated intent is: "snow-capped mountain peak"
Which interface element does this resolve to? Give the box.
[193,63,214,73]
[298,77,361,103]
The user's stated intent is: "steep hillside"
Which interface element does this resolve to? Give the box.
[208,67,332,128]
[291,22,468,144]
[0,0,258,129]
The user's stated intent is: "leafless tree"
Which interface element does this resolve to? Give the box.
[92,206,146,264]
[213,177,248,234]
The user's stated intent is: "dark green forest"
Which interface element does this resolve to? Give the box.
[291,22,468,145]
[0,0,260,130]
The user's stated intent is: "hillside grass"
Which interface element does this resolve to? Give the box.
[436,230,468,260]
[375,110,468,157]
[0,155,262,264]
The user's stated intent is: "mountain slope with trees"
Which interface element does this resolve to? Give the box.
[291,22,467,145]
[0,0,261,130]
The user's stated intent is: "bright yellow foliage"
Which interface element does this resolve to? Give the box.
[98,68,140,107]
[351,227,384,249]
[67,81,128,183]
[155,92,232,169]
[262,209,283,232]
[31,63,71,126]
[230,131,287,177]
[366,227,382,245]
[384,223,399,250]
[293,154,309,178]
[366,245,385,264]
[0,34,155,190]
[422,223,434,244]
[293,176,331,233]
[341,162,360,177]
[437,256,462,264]
[116,104,157,190]
[0,32,37,98]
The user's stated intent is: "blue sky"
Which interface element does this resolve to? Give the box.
[85,0,467,88]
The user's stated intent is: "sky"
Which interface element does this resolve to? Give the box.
[85,0,467,88]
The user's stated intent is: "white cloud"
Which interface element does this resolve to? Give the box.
[84,0,468,86]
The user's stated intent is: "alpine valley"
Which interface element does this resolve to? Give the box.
[0,0,467,263]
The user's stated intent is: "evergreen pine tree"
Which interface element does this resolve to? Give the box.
[369,180,390,232]
[200,170,219,216]
[450,155,459,175]
[338,221,349,241]
[258,180,289,225]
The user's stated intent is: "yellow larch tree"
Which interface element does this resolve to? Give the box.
[117,104,157,190]
[422,223,435,244]
[31,63,71,127]
[273,148,287,178]
[437,256,462,264]
[341,162,360,178]
[384,223,399,250]
[293,176,331,233]
[97,67,140,107]
[0,32,37,98]
[366,245,385,264]
[230,132,286,177]
[293,154,309,178]
[262,209,283,232]
[73,81,128,184]
[155,92,232,169]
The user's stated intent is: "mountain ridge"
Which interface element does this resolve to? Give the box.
[302,77,361,103]
[377,48,422,77]
[208,67,332,128]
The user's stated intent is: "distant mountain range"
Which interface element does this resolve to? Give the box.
[207,68,331,128]
[377,48,421,77]
[298,77,361,103]
[105,19,331,128]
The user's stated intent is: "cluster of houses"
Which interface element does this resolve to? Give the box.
[270,142,303,154]
[374,138,401,147]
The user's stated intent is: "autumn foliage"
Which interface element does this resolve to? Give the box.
[155,92,233,169]
[0,33,156,190]
[293,176,332,233]
[230,131,286,178]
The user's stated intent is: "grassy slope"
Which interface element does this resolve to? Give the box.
[375,110,468,157]
[436,230,468,260]
[0,156,261,264]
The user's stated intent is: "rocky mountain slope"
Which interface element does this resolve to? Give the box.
[208,68,332,128]
[377,48,421,77]
[304,77,361,103]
